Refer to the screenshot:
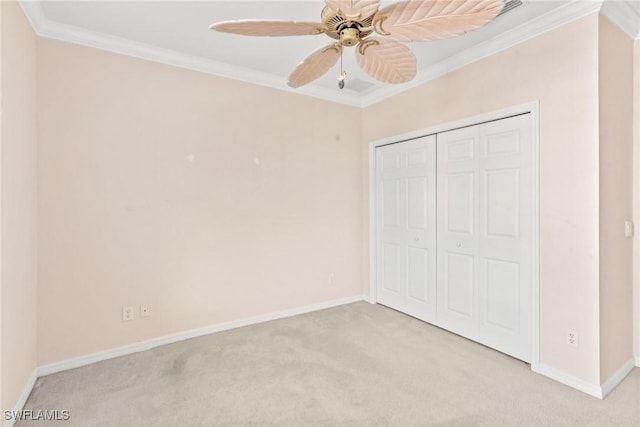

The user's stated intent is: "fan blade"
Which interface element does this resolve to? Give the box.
[372,0,504,42]
[356,38,416,84]
[325,0,380,18]
[288,43,342,88]
[210,20,327,36]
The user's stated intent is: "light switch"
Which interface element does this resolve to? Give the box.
[624,221,634,238]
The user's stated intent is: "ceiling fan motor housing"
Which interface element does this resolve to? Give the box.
[339,27,360,46]
[322,6,374,47]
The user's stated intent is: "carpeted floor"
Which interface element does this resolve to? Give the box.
[19,302,640,426]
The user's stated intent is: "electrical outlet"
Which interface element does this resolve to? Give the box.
[566,330,579,348]
[122,306,134,321]
[140,304,151,318]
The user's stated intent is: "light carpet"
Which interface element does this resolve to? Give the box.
[19,302,640,426]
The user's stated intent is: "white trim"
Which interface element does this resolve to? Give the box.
[369,102,540,148]
[37,294,365,376]
[19,0,605,108]
[530,102,541,373]
[634,27,640,380]
[601,0,640,40]
[16,0,45,33]
[368,143,377,304]
[3,295,364,425]
[367,101,541,371]
[16,1,362,108]
[361,1,603,106]
[362,295,376,304]
[3,370,38,427]
[534,363,603,399]
[601,358,636,397]
[533,357,637,400]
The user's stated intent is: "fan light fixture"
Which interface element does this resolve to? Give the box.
[211,0,504,89]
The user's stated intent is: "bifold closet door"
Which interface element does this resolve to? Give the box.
[436,114,533,362]
[376,136,437,324]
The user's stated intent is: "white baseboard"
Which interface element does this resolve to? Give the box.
[535,358,638,400]
[601,357,636,398]
[38,294,366,376]
[3,369,38,427]
[3,295,363,426]
[7,294,365,425]
[19,295,636,419]
[534,363,603,399]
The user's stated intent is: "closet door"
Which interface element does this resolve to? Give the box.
[435,125,480,338]
[376,136,437,323]
[437,114,533,362]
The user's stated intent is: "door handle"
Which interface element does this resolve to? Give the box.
[456,242,462,247]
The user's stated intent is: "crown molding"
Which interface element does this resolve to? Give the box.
[360,0,604,106]
[19,1,625,108]
[601,0,640,40]
[17,1,364,107]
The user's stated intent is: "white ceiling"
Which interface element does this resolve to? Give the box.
[20,1,639,106]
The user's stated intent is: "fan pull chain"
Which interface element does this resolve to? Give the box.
[338,47,346,90]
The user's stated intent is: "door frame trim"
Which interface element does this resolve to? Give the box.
[368,101,540,371]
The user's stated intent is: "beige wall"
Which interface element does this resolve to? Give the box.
[363,15,602,384]
[635,39,640,361]
[36,38,363,364]
[598,15,635,381]
[4,3,637,399]
[0,0,39,412]
[1,0,3,409]
[1,0,3,410]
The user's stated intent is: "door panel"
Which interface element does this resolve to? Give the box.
[382,243,401,293]
[408,148,428,166]
[445,138,475,161]
[477,114,532,361]
[446,172,475,234]
[382,180,400,228]
[382,152,401,171]
[437,125,480,338]
[407,177,428,230]
[376,136,437,323]
[437,114,532,362]
[407,247,428,302]
[485,169,519,238]
[486,130,521,157]
[445,253,474,317]
[485,258,520,332]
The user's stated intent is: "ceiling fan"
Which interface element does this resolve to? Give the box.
[210,0,504,89]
